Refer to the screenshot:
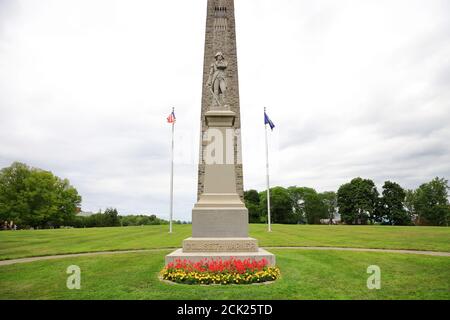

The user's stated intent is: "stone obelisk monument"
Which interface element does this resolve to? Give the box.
[166,0,275,266]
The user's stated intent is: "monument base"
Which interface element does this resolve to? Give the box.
[165,248,276,267]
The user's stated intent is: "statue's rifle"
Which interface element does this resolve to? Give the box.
[210,86,222,107]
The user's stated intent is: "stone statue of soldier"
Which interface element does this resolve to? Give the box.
[207,52,228,107]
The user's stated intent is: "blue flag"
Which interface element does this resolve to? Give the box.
[264,112,275,131]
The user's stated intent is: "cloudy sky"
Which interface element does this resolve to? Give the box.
[1,0,449,221]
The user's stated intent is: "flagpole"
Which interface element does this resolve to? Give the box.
[169,107,175,234]
[264,107,272,232]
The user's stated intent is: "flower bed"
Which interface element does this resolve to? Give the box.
[161,258,280,285]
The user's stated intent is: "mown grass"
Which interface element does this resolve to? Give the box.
[0,224,449,260]
[0,249,448,300]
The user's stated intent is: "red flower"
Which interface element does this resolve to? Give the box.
[166,258,268,275]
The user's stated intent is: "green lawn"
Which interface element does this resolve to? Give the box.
[0,225,449,300]
[0,224,449,261]
[0,249,448,300]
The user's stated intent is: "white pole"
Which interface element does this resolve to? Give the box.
[264,107,272,232]
[169,107,175,234]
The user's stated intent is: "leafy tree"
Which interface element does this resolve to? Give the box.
[287,187,316,224]
[320,191,338,224]
[244,190,262,223]
[287,187,327,224]
[75,208,120,228]
[103,208,121,227]
[0,162,30,225]
[414,177,450,226]
[72,212,171,228]
[304,191,328,224]
[120,215,138,227]
[247,202,262,223]
[85,213,106,228]
[244,190,260,205]
[337,177,379,225]
[376,181,410,225]
[404,189,417,223]
[0,162,81,228]
[120,214,168,226]
[259,187,296,224]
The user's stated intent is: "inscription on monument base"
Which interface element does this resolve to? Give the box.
[183,237,258,253]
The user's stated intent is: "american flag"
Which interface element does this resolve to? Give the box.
[167,110,176,124]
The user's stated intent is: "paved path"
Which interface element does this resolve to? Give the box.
[0,247,448,266]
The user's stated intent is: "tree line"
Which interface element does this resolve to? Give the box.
[245,177,450,226]
[1,162,448,228]
[71,208,185,228]
[0,162,183,229]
